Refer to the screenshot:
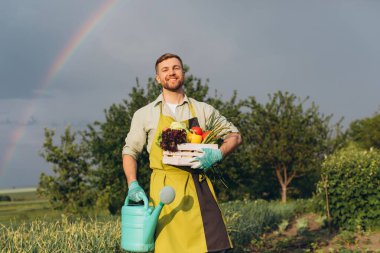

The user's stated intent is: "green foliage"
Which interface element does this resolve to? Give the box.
[289,197,322,214]
[82,80,153,214]
[278,219,290,233]
[221,199,298,251]
[39,66,342,212]
[0,215,123,253]
[205,92,249,201]
[0,195,11,201]
[0,199,60,226]
[317,144,380,230]
[1,199,302,253]
[296,217,309,235]
[315,215,327,228]
[336,230,357,246]
[38,126,95,214]
[240,91,339,202]
[347,113,380,150]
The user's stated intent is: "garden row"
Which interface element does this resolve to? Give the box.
[1,199,307,252]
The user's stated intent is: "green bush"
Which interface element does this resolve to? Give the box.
[0,195,11,201]
[317,144,380,230]
[295,217,309,235]
[290,197,321,214]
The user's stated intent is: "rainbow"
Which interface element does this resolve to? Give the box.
[0,0,119,177]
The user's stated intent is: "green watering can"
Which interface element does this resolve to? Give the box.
[121,186,175,252]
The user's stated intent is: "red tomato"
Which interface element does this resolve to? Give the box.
[191,126,203,135]
[202,130,211,141]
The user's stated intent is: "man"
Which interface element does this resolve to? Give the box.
[122,53,242,253]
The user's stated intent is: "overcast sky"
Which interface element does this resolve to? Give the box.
[1,0,379,189]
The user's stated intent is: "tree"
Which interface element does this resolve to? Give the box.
[204,91,253,201]
[82,78,159,214]
[38,126,95,213]
[347,113,380,150]
[241,91,334,203]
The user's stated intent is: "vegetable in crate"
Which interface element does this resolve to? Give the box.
[190,126,203,135]
[202,111,232,144]
[159,128,187,152]
[169,121,187,130]
[187,132,202,144]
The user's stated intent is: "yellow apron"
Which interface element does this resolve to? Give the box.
[149,102,232,253]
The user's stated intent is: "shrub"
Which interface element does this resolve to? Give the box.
[278,219,290,234]
[336,230,357,246]
[317,144,380,230]
[290,197,321,214]
[295,217,309,235]
[0,195,11,201]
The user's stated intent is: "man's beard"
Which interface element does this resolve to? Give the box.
[162,80,184,92]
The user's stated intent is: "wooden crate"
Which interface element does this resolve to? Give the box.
[162,143,218,167]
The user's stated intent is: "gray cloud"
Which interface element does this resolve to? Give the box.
[0,118,12,125]
[0,0,108,99]
[0,115,38,126]
[1,0,380,188]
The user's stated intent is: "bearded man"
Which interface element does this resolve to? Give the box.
[122,53,242,253]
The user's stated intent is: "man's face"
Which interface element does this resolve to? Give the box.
[155,57,184,92]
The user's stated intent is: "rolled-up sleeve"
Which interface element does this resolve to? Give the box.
[122,110,147,160]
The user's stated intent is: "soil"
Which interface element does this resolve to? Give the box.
[322,231,380,252]
[249,213,380,253]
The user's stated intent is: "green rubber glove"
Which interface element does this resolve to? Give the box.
[128,181,146,202]
[191,148,223,172]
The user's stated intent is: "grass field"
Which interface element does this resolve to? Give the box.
[1,189,299,252]
[0,187,61,225]
[1,188,379,252]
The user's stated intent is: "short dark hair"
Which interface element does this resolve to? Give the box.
[155,53,183,73]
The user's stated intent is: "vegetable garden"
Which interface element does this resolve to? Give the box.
[2,72,380,252]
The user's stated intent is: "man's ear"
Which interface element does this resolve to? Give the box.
[155,75,161,84]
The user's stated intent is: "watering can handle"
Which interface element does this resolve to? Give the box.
[124,194,149,210]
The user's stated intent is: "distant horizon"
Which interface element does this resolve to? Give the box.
[0,186,37,194]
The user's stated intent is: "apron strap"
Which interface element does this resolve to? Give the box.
[188,101,196,118]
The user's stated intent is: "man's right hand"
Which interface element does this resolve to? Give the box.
[128,180,147,202]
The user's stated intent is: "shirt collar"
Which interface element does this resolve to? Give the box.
[153,93,190,107]
[153,94,164,107]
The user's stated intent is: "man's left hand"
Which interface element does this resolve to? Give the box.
[191,148,223,171]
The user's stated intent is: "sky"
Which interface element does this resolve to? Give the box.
[1,0,380,189]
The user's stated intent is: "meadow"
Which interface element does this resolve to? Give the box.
[1,188,379,252]
[0,188,62,226]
